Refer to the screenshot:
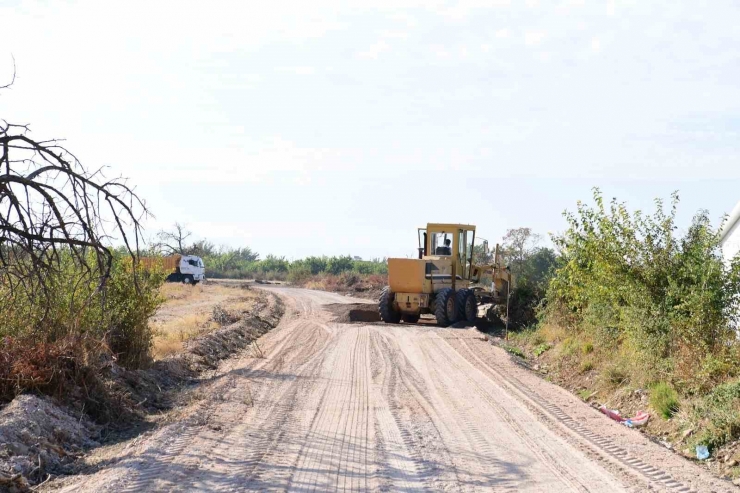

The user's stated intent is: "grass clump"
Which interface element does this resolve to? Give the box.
[533,343,551,357]
[602,366,630,386]
[650,382,680,419]
[503,345,526,358]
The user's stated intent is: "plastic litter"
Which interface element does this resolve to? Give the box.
[625,411,650,427]
[598,406,650,427]
[599,406,623,422]
[696,445,710,460]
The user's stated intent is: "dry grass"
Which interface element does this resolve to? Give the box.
[151,282,260,360]
[152,313,216,359]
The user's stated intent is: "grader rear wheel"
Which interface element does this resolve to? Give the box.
[435,288,456,327]
[456,289,477,323]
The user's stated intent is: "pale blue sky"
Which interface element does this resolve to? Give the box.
[1,0,739,259]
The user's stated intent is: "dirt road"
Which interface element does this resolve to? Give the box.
[56,287,735,492]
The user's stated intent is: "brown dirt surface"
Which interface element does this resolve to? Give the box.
[43,286,738,492]
[323,303,381,323]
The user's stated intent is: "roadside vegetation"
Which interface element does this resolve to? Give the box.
[0,110,164,423]
[505,189,740,474]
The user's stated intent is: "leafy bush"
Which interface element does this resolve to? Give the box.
[650,382,680,419]
[0,252,165,415]
[287,265,312,284]
[546,189,740,389]
[693,379,740,450]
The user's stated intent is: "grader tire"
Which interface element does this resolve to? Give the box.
[379,287,401,324]
[456,289,477,323]
[402,314,420,324]
[435,288,456,327]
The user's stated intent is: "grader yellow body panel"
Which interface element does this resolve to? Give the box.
[388,258,426,293]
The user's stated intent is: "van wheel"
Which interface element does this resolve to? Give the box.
[379,287,401,323]
[182,275,194,285]
[435,288,456,326]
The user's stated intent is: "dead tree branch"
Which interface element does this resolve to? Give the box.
[0,107,149,310]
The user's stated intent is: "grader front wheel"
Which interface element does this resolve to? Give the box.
[379,287,401,324]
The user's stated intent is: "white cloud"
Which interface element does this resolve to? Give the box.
[524,30,546,46]
[357,40,390,59]
[591,37,601,53]
[381,30,410,39]
[495,28,510,38]
[276,66,316,75]
[607,0,616,16]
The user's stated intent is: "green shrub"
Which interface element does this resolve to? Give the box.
[503,345,525,358]
[580,360,594,372]
[546,189,740,388]
[0,252,165,412]
[287,265,312,285]
[692,379,740,450]
[582,342,594,355]
[533,343,551,357]
[650,382,680,419]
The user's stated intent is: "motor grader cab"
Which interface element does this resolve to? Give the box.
[379,223,513,326]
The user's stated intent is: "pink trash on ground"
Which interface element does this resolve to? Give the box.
[598,406,651,427]
[599,405,624,422]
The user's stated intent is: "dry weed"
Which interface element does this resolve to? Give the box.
[152,313,214,360]
[250,341,265,359]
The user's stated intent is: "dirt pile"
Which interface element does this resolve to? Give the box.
[324,303,381,323]
[0,395,99,492]
[184,295,284,369]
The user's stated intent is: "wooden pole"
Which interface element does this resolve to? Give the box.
[505,279,511,341]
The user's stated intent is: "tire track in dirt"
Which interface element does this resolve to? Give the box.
[451,336,700,493]
[59,287,734,493]
[368,330,426,492]
[113,295,332,492]
[421,335,597,491]
[373,329,460,491]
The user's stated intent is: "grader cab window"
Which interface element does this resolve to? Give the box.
[432,232,453,256]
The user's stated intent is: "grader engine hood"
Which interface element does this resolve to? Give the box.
[388,257,456,294]
[388,258,426,293]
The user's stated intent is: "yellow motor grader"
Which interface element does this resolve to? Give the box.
[379,223,513,326]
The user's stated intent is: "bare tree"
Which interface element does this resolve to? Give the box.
[0,78,148,309]
[155,223,192,255]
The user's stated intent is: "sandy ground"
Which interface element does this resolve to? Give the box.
[49,287,737,492]
[150,281,261,359]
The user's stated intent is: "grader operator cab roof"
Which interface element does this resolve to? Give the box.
[417,223,476,260]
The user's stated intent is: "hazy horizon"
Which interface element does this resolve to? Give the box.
[2,0,739,260]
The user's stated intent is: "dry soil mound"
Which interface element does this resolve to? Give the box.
[324,303,381,323]
[0,395,99,492]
